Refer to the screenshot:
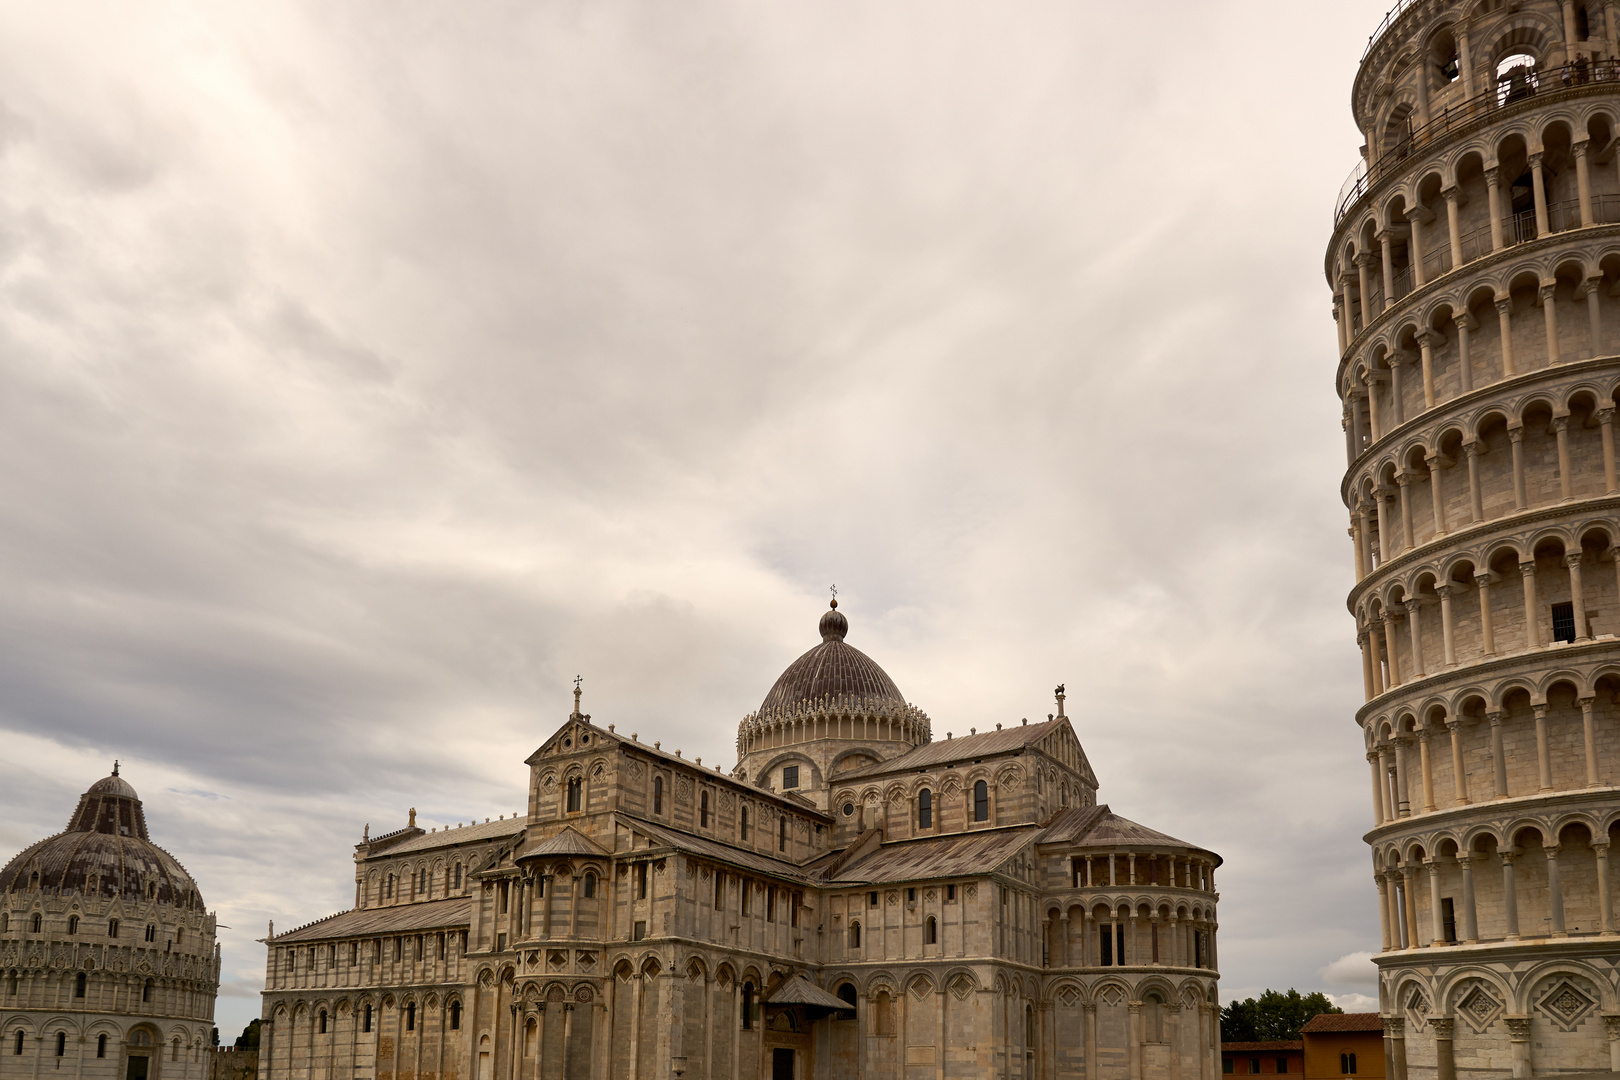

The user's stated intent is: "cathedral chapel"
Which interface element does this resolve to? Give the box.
[256,601,1222,1080]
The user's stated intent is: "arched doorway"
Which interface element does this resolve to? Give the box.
[125,1025,160,1080]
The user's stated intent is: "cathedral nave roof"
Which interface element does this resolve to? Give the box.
[839,716,1074,777]
[269,895,474,943]
[616,813,817,883]
[823,824,1042,884]
[380,816,525,856]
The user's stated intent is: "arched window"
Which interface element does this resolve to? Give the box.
[848,921,861,949]
[653,776,664,814]
[108,919,119,939]
[566,777,582,814]
[779,817,787,852]
[454,864,463,890]
[55,1033,65,1057]
[740,806,750,840]
[873,991,893,1036]
[973,780,989,822]
[96,1035,106,1058]
[700,791,710,828]
[406,1003,416,1031]
[67,916,78,935]
[148,882,156,900]
[387,875,394,900]
[917,789,932,829]
[450,1002,461,1031]
[363,1005,373,1033]
[175,928,183,945]
[145,925,156,943]
[583,872,596,898]
[1026,1004,1036,1050]
[318,1011,327,1035]
[75,973,86,998]
[13,1030,23,1055]
[30,913,41,933]
[925,916,937,945]
[171,1038,180,1062]
[836,983,857,1011]
[741,983,755,1030]
[142,979,153,1003]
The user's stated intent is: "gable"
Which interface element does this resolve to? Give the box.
[1036,719,1098,788]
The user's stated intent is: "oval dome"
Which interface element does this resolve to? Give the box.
[757,601,907,717]
[0,767,202,907]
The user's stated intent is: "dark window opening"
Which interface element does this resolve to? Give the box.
[633,920,646,941]
[918,789,932,829]
[1277,1058,1289,1074]
[925,916,937,944]
[1100,926,1113,966]
[869,891,878,907]
[75,973,85,998]
[1224,1059,1234,1075]
[363,1005,372,1033]
[636,863,648,899]
[741,806,750,840]
[782,766,799,789]
[1441,897,1457,943]
[946,884,956,901]
[849,921,861,948]
[55,1033,65,1057]
[318,1011,327,1035]
[973,780,989,821]
[1117,924,1126,965]
[1553,601,1577,643]
[406,1003,415,1031]
[742,983,755,1029]
[653,776,664,815]
[700,791,710,828]
[1250,1059,1261,1075]
[566,777,582,814]
[779,817,788,852]
[450,1002,461,1030]
[583,872,596,898]
[97,1036,106,1059]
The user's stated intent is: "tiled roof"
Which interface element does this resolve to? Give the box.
[1039,807,1212,855]
[826,826,1041,884]
[382,818,525,856]
[617,814,817,883]
[271,897,474,943]
[521,827,607,859]
[1221,1042,1303,1052]
[765,974,851,1010]
[1301,1013,1383,1033]
[845,719,1061,776]
[757,607,907,718]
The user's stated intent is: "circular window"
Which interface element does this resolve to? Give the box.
[842,803,855,817]
[563,739,571,748]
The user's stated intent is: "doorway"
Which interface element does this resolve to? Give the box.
[126,1055,150,1080]
[772,1047,794,1080]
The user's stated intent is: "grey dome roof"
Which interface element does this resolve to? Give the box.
[757,601,906,717]
[0,768,202,907]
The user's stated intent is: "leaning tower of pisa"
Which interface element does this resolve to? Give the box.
[1330,2,1620,1077]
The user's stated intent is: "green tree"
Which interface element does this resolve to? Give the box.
[1220,989,1341,1042]
[234,1019,261,1051]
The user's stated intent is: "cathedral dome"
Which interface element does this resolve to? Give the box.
[0,766,203,907]
[757,600,907,717]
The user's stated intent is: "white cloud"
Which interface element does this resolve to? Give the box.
[1321,952,1380,990]
[1327,993,1380,1012]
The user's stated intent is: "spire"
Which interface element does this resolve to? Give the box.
[571,675,584,720]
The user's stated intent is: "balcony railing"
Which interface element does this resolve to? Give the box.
[1335,59,1620,225]
[1361,0,1422,63]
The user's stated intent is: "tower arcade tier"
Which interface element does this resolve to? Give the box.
[1329,3,1620,1078]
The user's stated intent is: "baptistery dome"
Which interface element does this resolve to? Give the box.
[0,766,202,907]
[0,766,219,1080]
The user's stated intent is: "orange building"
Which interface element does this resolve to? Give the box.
[1222,1041,1304,1076]
[1301,1013,1385,1080]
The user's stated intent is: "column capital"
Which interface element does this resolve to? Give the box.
[1357,252,1380,269]
[1396,470,1417,487]
[1602,1013,1620,1039]
[1415,327,1442,348]
[1509,425,1526,444]
[1430,1016,1455,1038]
[1442,184,1461,203]
[1403,597,1425,614]
[1500,850,1517,865]
[1598,406,1616,423]
[1505,1015,1532,1040]
[1539,278,1558,301]
[1574,138,1591,157]
[1530,150,1546,167]
[1577,273,1605,299]
[1565,551,1584,568]
[1579,695,1597,710]
[1435,582,1454,599]
[1520,558,1537,575]
[1533,702,1550,719]
[1495,295,1514,314]
[1487,709,1504,726]
[1445,716,1468,731]
[1553,415,1571,433]
[1453,308,1479,330]
[1383,1016,1406,1038]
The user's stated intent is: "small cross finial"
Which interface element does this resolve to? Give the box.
[829,583,838,610]
[574,675,582,691]
[571,676,583,720]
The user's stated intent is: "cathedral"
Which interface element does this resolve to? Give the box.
[255,601,1222,1079]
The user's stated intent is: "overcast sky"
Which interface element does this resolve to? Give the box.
[0,0,1397,1039]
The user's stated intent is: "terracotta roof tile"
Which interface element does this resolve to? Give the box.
[1300,1013,1384,1033]
[826,826,1041,884]
[271,896,473,943]
[844,720,1061,776]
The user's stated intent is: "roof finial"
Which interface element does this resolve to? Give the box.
[571,675,583,720]
[1055,683,1066,719]
[112,759,120,777]
[829,583,837,610]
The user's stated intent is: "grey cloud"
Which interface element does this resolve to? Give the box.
[0,0,1395,1040]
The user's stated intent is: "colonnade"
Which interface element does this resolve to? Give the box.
[1357,546,1620,702]
[1041,907,1216,971]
